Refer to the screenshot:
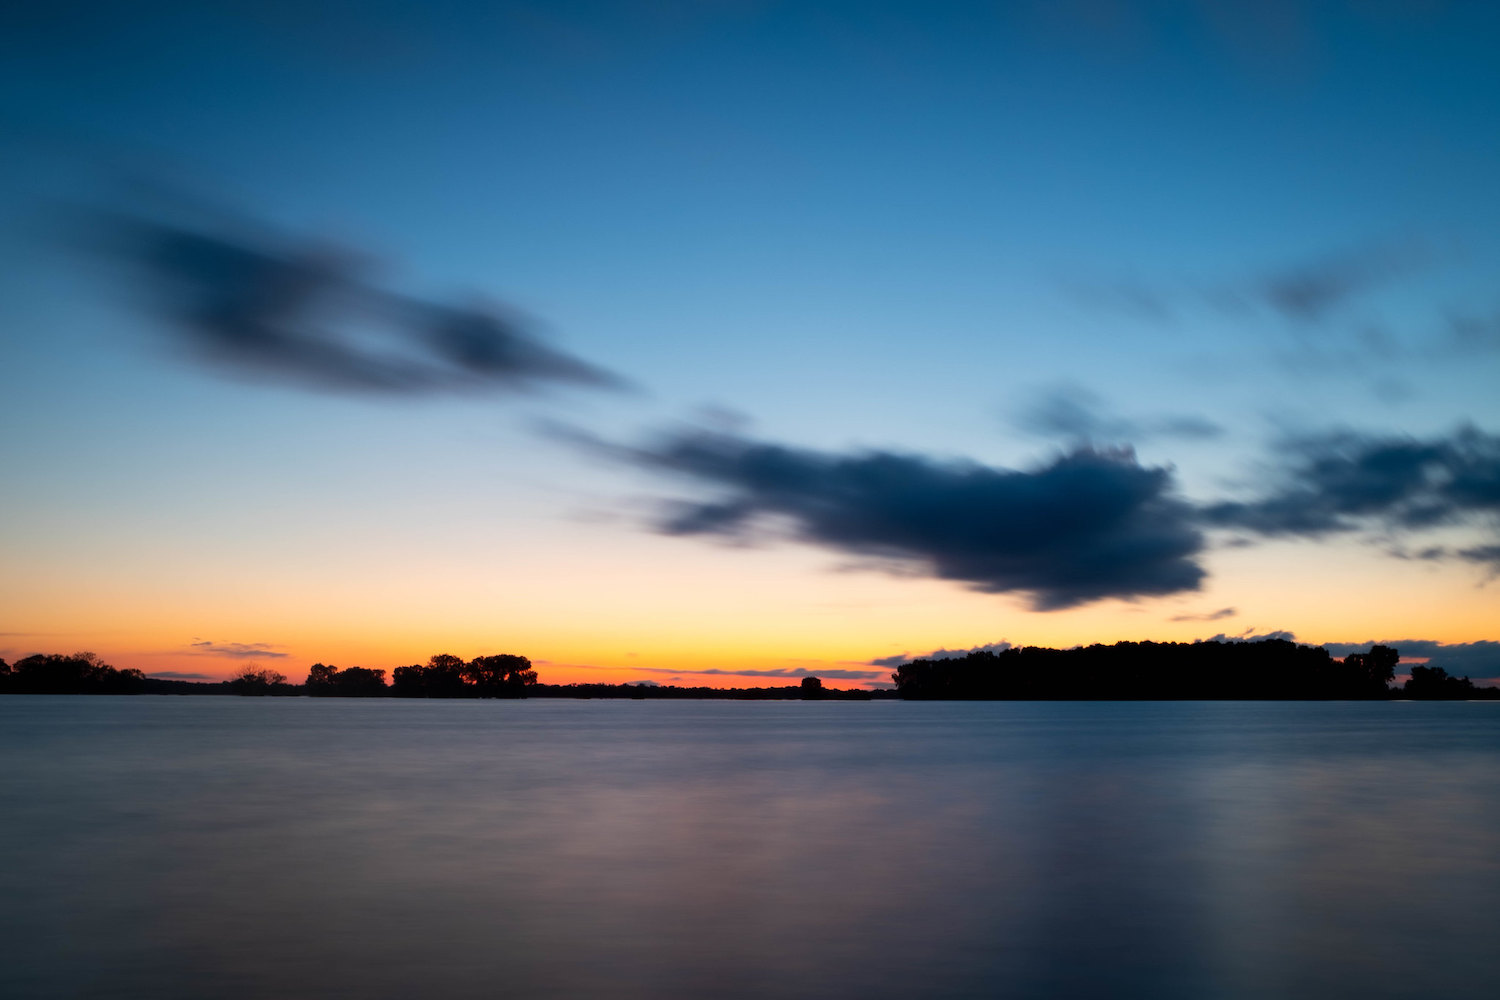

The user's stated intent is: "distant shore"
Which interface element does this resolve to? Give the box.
[3,639,1495,700]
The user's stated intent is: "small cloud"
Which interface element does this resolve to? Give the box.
[1066,238,1439,331]
[1204,630,1298,643]
[1170,606,1237,622]
[1258,240,1432,322]
[870,641,1014,668]
[1013,383,1223,445]
[187,640,288,659]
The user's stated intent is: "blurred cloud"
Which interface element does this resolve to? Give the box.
[1257,240,1432,322]
[187,640,287,659]
[79,207,624,395]
[1203,629,1298,643]
[869,641,1013,669]
[1066,237,1437,326]
[148,670,217,681]
[604,427,1207,610]
[1169,606,1236,622]
[1202,425,1500,567]
[1014,383,1224,444]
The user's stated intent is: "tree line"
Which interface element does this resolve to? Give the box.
[2,641,1494,699]
[888,639,1489,699]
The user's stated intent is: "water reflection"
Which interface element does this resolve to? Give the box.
[1,699,1496,998]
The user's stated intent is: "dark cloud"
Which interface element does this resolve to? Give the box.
[1203,426,1500,563]
[1320,640,1500,681]
[869,641,1014,668]
[1458,544,1500,566]
[86,209,623,395]
[1014,384,1223,444]
[148,671,217,681]
[1170,607,1237,622]
[623,429,1206,610]
[187,640,288,659]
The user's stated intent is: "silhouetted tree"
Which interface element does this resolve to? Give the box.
[1404,664,1476,699]
[800,676,824,699]
[0,651,145,694]
[464,654,537,697]
[305,663,387,696]
[1343,644,1399,696]
[305,662,338,692]
[391,653,468,697]
[229,666,290,696]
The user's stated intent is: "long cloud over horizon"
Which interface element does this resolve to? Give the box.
[608,428,1209,611]
[1204,425,1500,567]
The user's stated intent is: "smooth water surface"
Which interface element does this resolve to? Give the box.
[1,698,1497,999]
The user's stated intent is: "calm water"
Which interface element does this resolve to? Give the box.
[1,698,1497,999]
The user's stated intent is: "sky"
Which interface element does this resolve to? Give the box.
[2,1,1498,687]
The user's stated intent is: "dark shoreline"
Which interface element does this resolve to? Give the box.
[3,639,1494,700]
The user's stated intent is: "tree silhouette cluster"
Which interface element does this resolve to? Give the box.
[228,666,293,696]
[389,653,538,698]
[2,643,1494,699]
[0,652,147,694]
[306,663,387,697]
[1404,664,1478,699]
[891,639,1418,699]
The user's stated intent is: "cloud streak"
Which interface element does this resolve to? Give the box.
[1258,240,1432,322]
[187,640,288,659]
[1067,237,1436,326]
[1014,384,1223,445]
[85,208,623,396]
[1169,607,1237,622]
[868,641,1014,669]
[610,428,1207,610]
[1203,425,1500,566]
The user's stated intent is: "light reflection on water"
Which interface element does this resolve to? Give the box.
[1,698,1497,999]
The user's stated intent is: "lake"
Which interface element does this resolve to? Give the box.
[1,697,1497,999]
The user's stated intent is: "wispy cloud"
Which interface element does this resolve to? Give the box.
[1257,240,1433,322]
[1013,383,1223,445]
[1202,425,1500,568]
[1066,237,1438,326]
[868,642,1014,669]
[1170,607,1237,623]
[187,640,288,659]
[1203,630,1298,643]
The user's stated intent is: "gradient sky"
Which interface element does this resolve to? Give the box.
[2,1,1498,686]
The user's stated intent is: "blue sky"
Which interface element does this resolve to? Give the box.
[2,2,1498,683]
